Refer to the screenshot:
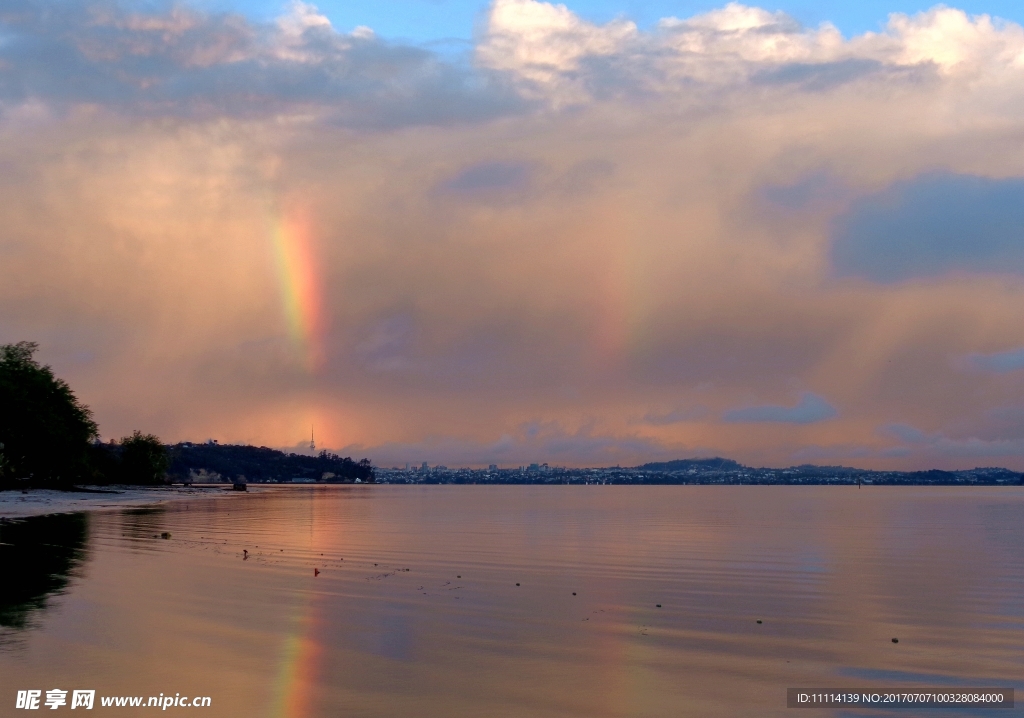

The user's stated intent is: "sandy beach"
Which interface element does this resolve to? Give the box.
[0,485,241,519]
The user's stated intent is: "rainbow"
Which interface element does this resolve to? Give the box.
[270,596,323,718]
[272,206,325,372]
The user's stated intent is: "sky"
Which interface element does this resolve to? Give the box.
[193,0,1024,45]
[3,0,1024,470]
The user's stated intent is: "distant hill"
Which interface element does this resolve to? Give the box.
[637,457,742,472]
[627,458,1022,486]
[167,443,374,483]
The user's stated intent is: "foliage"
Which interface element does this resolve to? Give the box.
[85,433,170,485]
[167,443,375,483]
[0,342,98,487]
[119,431,170,484]
[638,458,742,472]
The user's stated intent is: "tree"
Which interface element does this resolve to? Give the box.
[0,342,98,487]
[119,431,169,485]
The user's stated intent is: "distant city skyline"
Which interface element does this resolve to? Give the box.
[4,0,1024,470]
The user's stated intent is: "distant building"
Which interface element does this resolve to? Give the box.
[421,462,429,471]
[489,464,498,471]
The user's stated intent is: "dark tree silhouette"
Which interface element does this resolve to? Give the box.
[0,342,98,487]
[166,443,375,483]
[119,431,170,484]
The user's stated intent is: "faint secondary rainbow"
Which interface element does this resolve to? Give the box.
[272,206,325,372]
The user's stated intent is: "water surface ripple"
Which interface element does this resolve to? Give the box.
[2,486,1022,717]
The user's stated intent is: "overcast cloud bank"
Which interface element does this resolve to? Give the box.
[3,0,1024,468]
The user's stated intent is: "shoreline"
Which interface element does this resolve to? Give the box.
[0,485,241,520]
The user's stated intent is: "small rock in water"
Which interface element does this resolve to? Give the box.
[892,638,899,643]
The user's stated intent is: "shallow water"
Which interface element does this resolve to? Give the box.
[1,485,1022,717]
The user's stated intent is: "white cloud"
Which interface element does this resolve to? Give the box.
[883,6,1024,72]
[478,0,1024,103]
[478,0,638,97]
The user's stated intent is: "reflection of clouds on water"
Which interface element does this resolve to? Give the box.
[0,512,90,638]
[349,606,415,662]
[5,488,1024,715]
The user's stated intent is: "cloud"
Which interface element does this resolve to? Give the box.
[479,1,1024,102]
[964,347,1024,373]
[4,1,1024,125]
[355,314,418,373]
[439,161,533,197]
[639,406,710,425]
[7,0,1024,470]
[752,59,896,91]
[0,0,524,126]
[878,422,1024,458]
[723,393,838,424]
[878,423,931,444]
[832,172,1024,282]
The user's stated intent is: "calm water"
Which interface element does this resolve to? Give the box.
[2,486,1023,717]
